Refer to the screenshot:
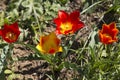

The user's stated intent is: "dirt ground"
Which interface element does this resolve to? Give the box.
[0,0,119,80]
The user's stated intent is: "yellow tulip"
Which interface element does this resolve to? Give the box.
[36,32,62,54]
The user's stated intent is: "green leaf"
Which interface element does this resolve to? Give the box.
[57,62,65,71]
[59,0,68,4]
[0,11,4,27]
[89,46,95,60]
[34,6,43,14]
[4,69,12,74]
[114,0,120,5]
[64,62,78,70]
[0,43,8,48]
[89,31,97,48]
[101,50,108,57]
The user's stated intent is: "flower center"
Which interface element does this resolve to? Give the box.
[104,33,111,38]
[5,32,17,41]
[60,22,72,32]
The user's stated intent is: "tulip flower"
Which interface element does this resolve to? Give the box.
[99,22,119,44]
[54,10,84,35]
[0,22,20,43]
[36,32,62,54]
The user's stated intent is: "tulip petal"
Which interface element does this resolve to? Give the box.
[54,18,61,26]
[58,46,62,52]
[70,10,80,21]
[102,24,110,33]
[58,10,69,22]
[109,22,116,29]
[0,30,2,36]
[77,21,84,29]
[112,29,119,36]
[102,34,112,44]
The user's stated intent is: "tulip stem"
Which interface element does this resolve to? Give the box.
[7,43,14,62]
[76,30,93,61]
[105,44,112,57]
[98,44,104,57]
[81,1,103,15]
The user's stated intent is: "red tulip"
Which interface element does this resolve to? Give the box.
[54,10,84,35]
[0,22,20,43]
[99,22,119,44]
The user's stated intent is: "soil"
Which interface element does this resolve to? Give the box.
[0,0,119,80]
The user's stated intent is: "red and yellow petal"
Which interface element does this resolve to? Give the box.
[99,22,119,44]
[36,32,62,54]
[102,34,113,44]
[40,35,49,46]
[111,29,119,37]
[36,44,46,53]
[54,10,84,35]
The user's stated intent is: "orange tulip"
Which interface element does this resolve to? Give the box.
[99,22,119,44]
[36,32,62,54]
[54,10,84,35]
[0,22,20,43]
